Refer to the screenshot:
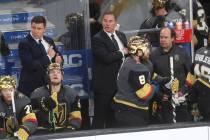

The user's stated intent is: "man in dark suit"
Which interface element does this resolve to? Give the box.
[18,16,63,97]
[91,11,128,129]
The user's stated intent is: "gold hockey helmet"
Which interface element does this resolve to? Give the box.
[152,0,168,9]
[48,63,63,72]
[128,36,150,59]
[0,75,16,90]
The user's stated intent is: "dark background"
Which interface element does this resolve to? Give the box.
[197,0,210,27]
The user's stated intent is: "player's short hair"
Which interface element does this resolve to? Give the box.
[102,11,117,21]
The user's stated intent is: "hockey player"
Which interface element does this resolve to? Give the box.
[30,63,82,132]
[112,36,157,127]
[0,75,37,140]
[192,0,209,51]
[186,33,210,121]
[139,0,184,47]
[169,0,209,51]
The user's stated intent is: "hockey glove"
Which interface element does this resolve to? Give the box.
[164,79,172,89]
[15,126,29,140]
[41,96,56,111]
[186,72,196,87]
[165,78,179,93]
[177,92,186,104]
[172,91,187,106]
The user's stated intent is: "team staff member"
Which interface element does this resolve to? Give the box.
[113,36,156,127]
[18,16,63,97]
[30,63,82,132]
[151,27,191,123]
[91,11,128,129]
[0,76,37,140]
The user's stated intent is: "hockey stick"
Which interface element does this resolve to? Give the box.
[170,56,176,123]
[39,62,56,132]
[11,91,19,137]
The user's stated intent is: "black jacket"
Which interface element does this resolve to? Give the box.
[91,30,127,95]
[151,45,192,92]
[18,34,62,97]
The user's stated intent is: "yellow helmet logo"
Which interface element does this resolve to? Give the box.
[128,36,150,59]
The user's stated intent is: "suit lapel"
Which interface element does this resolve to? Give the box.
[27,34,47,55]
[116,31,126,47]
[43,36,51,46]
[101,31,118,51]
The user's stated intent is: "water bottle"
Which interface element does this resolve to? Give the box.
[164,21,168,27]
[176,19,183,30]
[184,20,190,29]
[168,22,174,29]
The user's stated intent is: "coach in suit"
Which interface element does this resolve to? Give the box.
[91,11,128,129]
[18,16,63,97]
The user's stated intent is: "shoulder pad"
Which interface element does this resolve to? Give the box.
[15,92,31,113]
[30,86,48,98]
[63,85,78,103]
[128,70,150,91]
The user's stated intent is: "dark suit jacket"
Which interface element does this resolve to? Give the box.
[91,30,127,95]
[18,34,62,96]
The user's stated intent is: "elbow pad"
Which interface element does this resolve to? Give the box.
[136,83,155,101]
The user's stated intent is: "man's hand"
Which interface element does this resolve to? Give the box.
[47,46,56,58]
[55,55,62,64]
[122,47,129,55]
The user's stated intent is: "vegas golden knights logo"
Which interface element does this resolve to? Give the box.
[53,103,67,126]
[4,117,17,135]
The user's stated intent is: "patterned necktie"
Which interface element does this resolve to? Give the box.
[111,34,119,50]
